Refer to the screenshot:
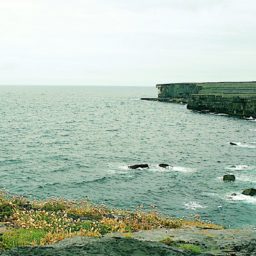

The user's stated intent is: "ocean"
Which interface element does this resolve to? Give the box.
[0,86,255,228]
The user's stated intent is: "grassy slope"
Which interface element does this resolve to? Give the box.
[0,191,222,250]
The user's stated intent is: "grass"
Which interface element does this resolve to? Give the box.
[178,243,202,254]
[161,237,203,254]
[1,229,47,249]
[0,191,222,250]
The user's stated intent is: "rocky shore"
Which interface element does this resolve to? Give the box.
[1,227,256,255]
[1,192,256,255]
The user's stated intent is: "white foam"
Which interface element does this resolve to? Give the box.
[246,116,256,121]
[118,165,129,171]
[184,201,206,210]
[148,164,173,173]
[233,142,256,149]
[226,165,251,171]
[216,113,228,116]
[171,166,196,173]
[236,175,256,183]
[118,164,196,174]
[150,165,196,173]
[227,193,256,204]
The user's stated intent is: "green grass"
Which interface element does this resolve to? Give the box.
[178,243,202,254]
[1,229,47,249]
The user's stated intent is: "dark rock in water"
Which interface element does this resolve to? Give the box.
[159,164,170,168]
[230,142,237,146]
[231,193,237,196]
[223,175,236,182]
[242,188,256,196]
[128,164,149,169]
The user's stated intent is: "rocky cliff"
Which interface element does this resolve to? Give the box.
[155,82,256,118]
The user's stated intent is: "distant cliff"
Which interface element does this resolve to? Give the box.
[155,82,256,118]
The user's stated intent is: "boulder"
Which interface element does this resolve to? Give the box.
[159,164,170,168]
[242,188,256,196]
[223,175,235,182]
[128,164,149,169]
[230,142,237,146]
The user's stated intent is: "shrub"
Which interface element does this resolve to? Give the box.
[0,202,13,221]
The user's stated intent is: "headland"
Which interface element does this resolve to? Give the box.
[142,82,256,118]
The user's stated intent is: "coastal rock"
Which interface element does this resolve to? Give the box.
[159,164,170,168]
[242,188,256,196]
[223,175,236,182]
[128,164,149,169]
[3,228,256,256]
[0,237,187,256]
[157,82,256,118]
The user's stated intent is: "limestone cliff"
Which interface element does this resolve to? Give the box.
[155,82,256,118]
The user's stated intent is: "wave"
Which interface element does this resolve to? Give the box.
[226,165,251,171]
[117,164,196,173]
[38,182,61,189]
[236,175,256,183]
[227,193,256,204]
[231,142,256,149]
[246,116,256,121]
[73,176,109,185]
[171,166,196,173]
[184,201,206,210]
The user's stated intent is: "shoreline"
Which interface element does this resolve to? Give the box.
[1,192,256,255]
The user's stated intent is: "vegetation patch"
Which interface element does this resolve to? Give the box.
[1,228,47,249]
[0,191,221,250]
[178,243,202,254]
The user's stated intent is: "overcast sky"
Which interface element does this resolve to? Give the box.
[0,0,256,86]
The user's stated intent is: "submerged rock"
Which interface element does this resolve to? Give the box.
[159,164,170,168]
[242,188,256,196]
[223,175,236,182]
[128,164,149,169]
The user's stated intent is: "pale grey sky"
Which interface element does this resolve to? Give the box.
[0,0,256,86]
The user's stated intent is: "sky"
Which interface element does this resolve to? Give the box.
[0,0,256,86]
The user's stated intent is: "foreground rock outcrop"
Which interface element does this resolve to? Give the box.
[1,228,256,256]
[1,192,255,255]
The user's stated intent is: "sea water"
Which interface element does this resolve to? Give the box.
[0,86,255,228]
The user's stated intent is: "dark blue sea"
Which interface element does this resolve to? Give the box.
[0,86,255,228]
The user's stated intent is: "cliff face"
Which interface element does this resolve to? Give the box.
[187,94,256,118]
[156,82,256,118]
[157,83,199,101]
